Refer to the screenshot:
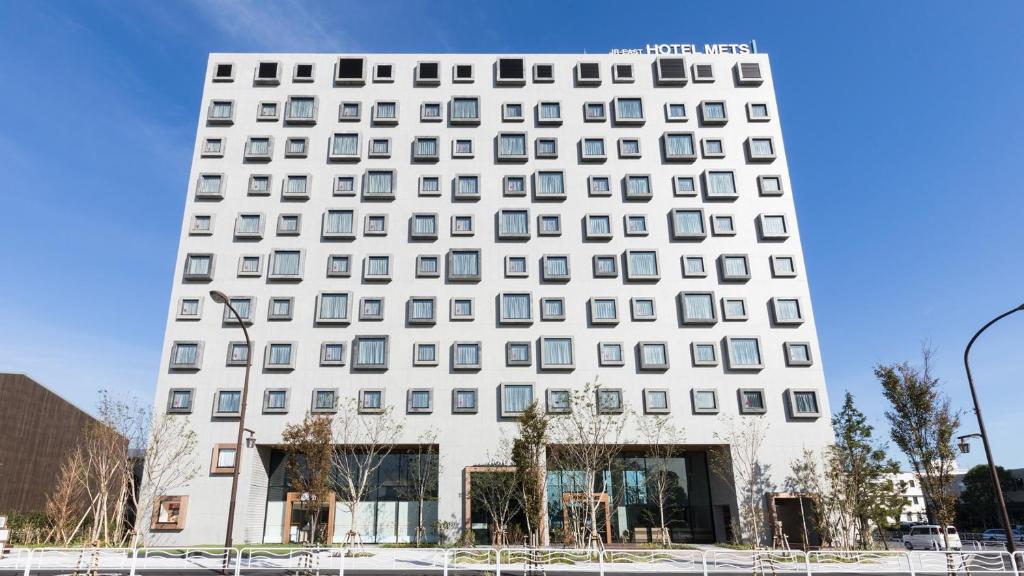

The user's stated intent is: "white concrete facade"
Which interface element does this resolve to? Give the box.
[149,51,833,546]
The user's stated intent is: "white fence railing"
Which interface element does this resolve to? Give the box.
[2,546,1022,576]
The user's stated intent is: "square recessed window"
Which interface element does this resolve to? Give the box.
[368,138,392,158]
[705,171,738,199]
[183,254,214,281]
[772,297,804,325]
[535,138,558,159]
[207,100,234,124]
[237,255,262,277]
[363,255,392,281]
[414,342,439,366]
[585,215,612,240]
[214,389,242,416]
[727,337,764,370]
[535,171,565,200]
[722,298,748,321]
[589,176,612,197]
[455,175,480,200]
[720,255,750,281]
[644,389,670,414]
[580,138,606,161]
[312,389,338,413]
[415,61,441,85]
[584,102,607,122]
[450,298,474,320]
[504,175,526,196]
[593,255,618,278]
[338,102,361,121]
[450,97,480,124]
[575,61,602,85]
[597,388,624,414]
[542,255,570,282]
[285,137,308,158]
[619,138,642,159]
[599,342,624,366]
[407,297,437,325]
[373,101,399,125]
[321,343,346,367]
[359,389,385,413]
[711,215,736,236]
[638,342,669,370]
[282,174,310,199]
[785,342,814,367]
[691,342,719,367]
[540,297,565,321]
[498,133,527,161]
[692,389,719,414]
[499,292,532,324]
[169,341,202,370]
[452,342,482,370]
[416,255,440,278]
[682,255,707,277]
[702,138,725,158]
[176,298,202,321]
[748,137,777,161]
[614,97,645,125]
[212,63,234,82]
[631,298,657,321]
[612,63,634,83]
[625,215,648,236]
[264,342,295,370]
[740,389,767,414]
[364,214,388,236]
[452,139,474,158]
[502,102,524,122]
[747,102,771,121]
[505,256,528,278]
[316,292,351,324]
[221,296,255,325]
[268,297,294,321]
[327,254,352,278]
[538,214,561,236]
[506,341,532,366]
[498,209,530,240]
[322,209,355,239]
[334,57,366,85]
[372,63,393,83]
[407,389,433,414]
[625,250,660,281]
[447,249,481,282]
[788,389,821,418]
[531,62,553,83]
[201,137,225,157]
[537,101,562,125]
[700,101,728,124]
[167,388,194,414]
[771,255,798,278]
[410,213,438,240]
[759,214,790,240]
[413,137,440,162]
[196,174,224,199]
[758,175,784,197]
[589,298,618,325]
[263,389,289,414]
[329,133,360,161]
[190,214,214,235]
[257,101,279,121]
[331,176,355,197]
[353,336,389,370]
[673,177,697,199]
[246,174,270,196]
[277,214,301,236]
[293,62,314,82]
[363,170,395,200]
[453,388,478,413]
[692,62,715,82]
[420,102,442,122]
[546,389,571,414]
[624,175,652,199]
[419,176,441,196]
[285,96,317,125]
[501,383,534,417]
[540,337,574,370]
[663,133,696,161]
[665,103,688,122]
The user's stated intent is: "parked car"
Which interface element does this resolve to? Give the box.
[981,528,1024,542]
[903,525,962,550]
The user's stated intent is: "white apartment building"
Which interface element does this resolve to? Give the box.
[894,472,928,524]
[149,51,833,546]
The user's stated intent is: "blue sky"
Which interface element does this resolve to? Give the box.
[1,0,1021,468]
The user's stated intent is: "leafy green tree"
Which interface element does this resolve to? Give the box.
[511,402,549,545]
[957,464,1013,531]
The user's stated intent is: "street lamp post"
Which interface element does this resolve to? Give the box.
[210,290,253,551]
[963,303,1023,554]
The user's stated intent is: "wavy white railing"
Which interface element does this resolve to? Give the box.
[2,546,1021,576]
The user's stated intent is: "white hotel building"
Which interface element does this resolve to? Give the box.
[150,51,833,546]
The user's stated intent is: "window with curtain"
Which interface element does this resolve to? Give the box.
[170,390,192,410]
[548,390,570,412]
[593,299,617,320]
[544,256,568,277]
[454,343,480,367]
[259,103,277,117]
[684,293,714,322]
[583,138,605,157]
[370,139,390,155]
[774,257,795,275]
[793,392,818,414]
[410,298,435,320]
[366,256,390,277]
[675,177,696,194]
[355,337,387,367]
[335,177,354,193]
[665,134,694,156]
[684,257,705,275]
[775,299,802,321]
[340,103,360,118]
[217,391,241,413]
[361,391,382,409]
[723,256,749,278]
[416,344,436,362]
[742,391,765,411]
[704,139,724,155]
[456,176,479,197]
[454,390,476,410]
[694,344,717,363]
[332,134,358,156]
[329,256,350,275]
[539,102,561,119]
[179,299,199,317]
[627,251,658,277]
[325,210,354,234]
[588,215,611,235]
[595,256,616,275]
[365,171,394,196]
[499,210,528,236]
[315,390,336,410]
[210,101,232,119]
[646,391,668,411]
[499,134,526,157]
[422,103,441,118]
[199,175,222,194]
[542,338,573,366]
[707,172,737,196]
[249,176,269,193]
[729,338,762,367]
[542,299,564,318]
[627,216,647,234]
[412,215,436,236]
[788,344,810,363]
[269,343,292,366]
[203,139,223,154]
[451,98,479,120]
[504,103,523,119]
[508,343,529,362]
[418,257,438,275]
[626,175,650,195]
[503,385,533,414]
[694,390,717,410]
[536,139,557,156]
[713,216,735,234]
[703,101,726,119]
[266,391,287,410]
[450,251,480,278]
[750,103,769,118]
[505,176,525,193]
[601,344,623,363]
[375,101,397,119]
[539,216,560,233]
[616,98,644,119]
[750,138,775,157]
[537,172,564,195]
[278,215,299,233]
[228,298,252,321]
[173,343,198,366]
[410,391,431,410]
[620,140,641,155]
[420,177,439,193]
[319,294,349,320]
[454,140,473,154]
[286,176,308,194]
[288,97,315,120]
[633,299,655,318]
[590,177,610,193]
[598,390,623,412]
[452,299,473,316]
[366,216,386,233]
[502,294,531,321]
[323,344,344,362]
[760,177,782,193]
[270,299,292,317]
[724,299,747,319]
[762,215,788,235]
[185,254,211,277]
[415,138,438,157]
[668,103,686,118]
[287,139,305,155]
[247,138,270,156]
[585,103,605,119]
[642,343,668,366]
[507,257,526,275]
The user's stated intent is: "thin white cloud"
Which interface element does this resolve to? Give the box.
[187,0,352,52]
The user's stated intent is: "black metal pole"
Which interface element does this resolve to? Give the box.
[963,303,1022,554]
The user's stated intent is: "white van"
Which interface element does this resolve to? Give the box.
[903,525,962,550]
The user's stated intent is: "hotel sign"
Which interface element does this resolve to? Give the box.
[610,42,756,55]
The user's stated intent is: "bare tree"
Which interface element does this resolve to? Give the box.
[282,414,334,545]
[877,347,961,548]
[45,447,88,545]
[331,399,403,547]
[637,415,685,546]
[132,413,199,546]
[404,428,441,546]
[548,380,629,550]
[711,416,774,545]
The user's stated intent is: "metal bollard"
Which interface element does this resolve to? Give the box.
[22,548,32,576]
[442,548,448,576]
